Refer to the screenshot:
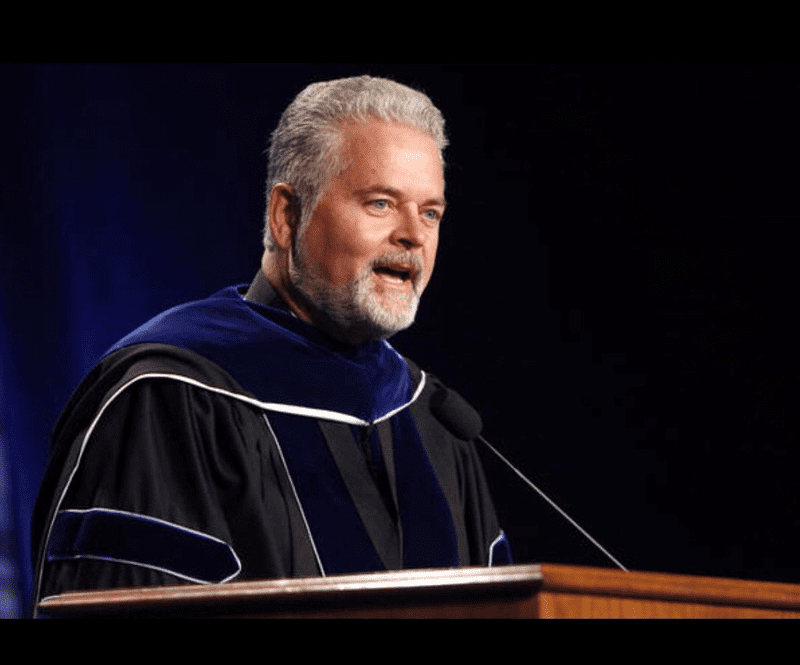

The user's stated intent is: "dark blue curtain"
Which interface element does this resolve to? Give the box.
[0,64,274,616]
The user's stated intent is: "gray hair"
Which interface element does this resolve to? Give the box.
[263,75,448,250]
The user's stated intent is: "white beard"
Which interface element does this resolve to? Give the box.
[289,242,422,341]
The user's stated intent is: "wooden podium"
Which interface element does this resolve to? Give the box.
[36,563,800,618]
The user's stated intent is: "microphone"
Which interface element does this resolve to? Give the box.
[431,387,629,572]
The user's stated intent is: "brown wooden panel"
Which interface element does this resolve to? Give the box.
[536,564,800,616]
[537,591,800,618]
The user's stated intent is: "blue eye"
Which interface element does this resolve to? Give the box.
[370,200,389,210]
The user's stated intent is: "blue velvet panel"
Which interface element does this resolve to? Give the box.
[47,508,241,584]
[105,286,413,423]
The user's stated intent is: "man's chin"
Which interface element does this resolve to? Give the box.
[361,291,419,336]
[327,293,419,344]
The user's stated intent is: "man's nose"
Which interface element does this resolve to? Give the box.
[393,204,427,249]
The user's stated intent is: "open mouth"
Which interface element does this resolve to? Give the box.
[373,265,413,282]
[370,253,423,290]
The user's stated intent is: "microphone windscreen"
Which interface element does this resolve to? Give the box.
[431,387,483,440]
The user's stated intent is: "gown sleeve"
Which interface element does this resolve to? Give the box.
[35,348,320,604]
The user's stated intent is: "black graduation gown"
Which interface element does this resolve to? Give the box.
[31,279,510,608]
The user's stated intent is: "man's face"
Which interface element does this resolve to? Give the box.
[289,119,445,343]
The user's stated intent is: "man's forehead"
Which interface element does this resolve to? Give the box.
[336,120,443,180]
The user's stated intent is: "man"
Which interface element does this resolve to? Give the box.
[31,75,511,608]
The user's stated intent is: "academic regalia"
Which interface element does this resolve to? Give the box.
[31,273,511,608]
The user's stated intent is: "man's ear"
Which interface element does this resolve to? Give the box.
[268,183,299,251]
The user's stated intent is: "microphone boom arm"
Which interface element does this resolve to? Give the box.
[477,434,629,572]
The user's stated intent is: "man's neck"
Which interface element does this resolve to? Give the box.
[244,269,290,311]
